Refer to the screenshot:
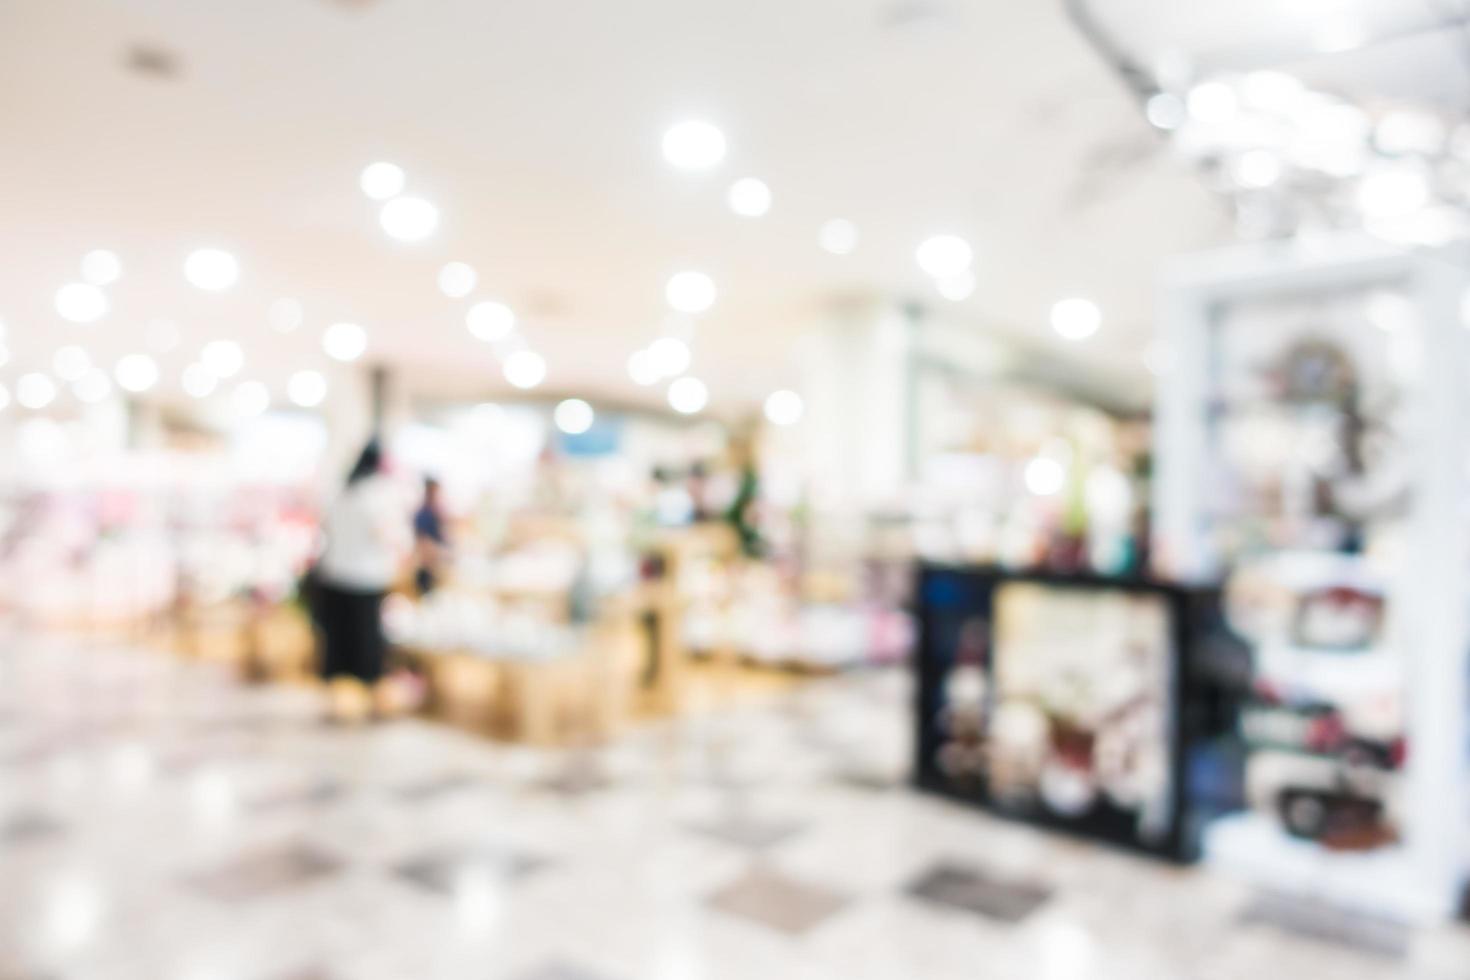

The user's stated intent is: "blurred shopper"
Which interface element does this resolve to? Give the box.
[317,440,408,721]
[413,476,450,596]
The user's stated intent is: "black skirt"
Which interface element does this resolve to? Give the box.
[316,583,387,683]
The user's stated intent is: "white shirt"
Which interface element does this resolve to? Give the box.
[318,475,409,591]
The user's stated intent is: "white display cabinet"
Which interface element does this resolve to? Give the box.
[1155,236,1470,923]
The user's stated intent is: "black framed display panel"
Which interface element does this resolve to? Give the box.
[914,564,1225,862]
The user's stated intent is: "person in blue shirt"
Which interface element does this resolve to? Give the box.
[412,476,449,596]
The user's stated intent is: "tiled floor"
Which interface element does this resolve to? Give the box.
[1,630,1467,980]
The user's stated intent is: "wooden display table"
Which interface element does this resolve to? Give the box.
[402,604,644,745]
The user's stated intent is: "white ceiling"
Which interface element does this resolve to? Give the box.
[0,0,1228,412]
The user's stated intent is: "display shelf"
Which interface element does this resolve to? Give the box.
[1204,811,1439,923]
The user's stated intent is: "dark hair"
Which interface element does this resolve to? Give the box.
[347,440,382,486]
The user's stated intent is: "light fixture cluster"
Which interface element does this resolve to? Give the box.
[55,249,122,323]
[437,265,548,390]
[1143,70,1468,246]
[361,162,440,243]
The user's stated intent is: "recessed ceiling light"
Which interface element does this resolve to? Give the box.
[288,370,328,408]
[661,120,726,170]
[466,300,515,342]
[1357,168,1430,218]
[1232,150,1283,189]
[114,354,159,393]
[1050,297,1102,340]
[183,248,239,291]
[667,376,708,414]
[268,298,303,333]
[665,271,716,314]
[763,389,803,426]
[80,250,122,286]
[438,262,477,298]
[323,322,368,362]
[627,349,661,386]
[727,178,772,217]
[359,162,405,201]
[936,270,976,301]
[181,363,217,399]
[1186,81,1237,124]
[200,339,244,378]
[915,234,972,278]
[16,373,56,409]
[232,380,270,417]
[378,196,439,242]
[554,398,594,435]
[819,219,859,255]
[646,336,691,377]
[52,345,90,382]
[503,349,546,389]
[1145,92,1185,131]
[55,282,108,323]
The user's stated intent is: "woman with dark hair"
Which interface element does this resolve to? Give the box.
[316,439,408,720]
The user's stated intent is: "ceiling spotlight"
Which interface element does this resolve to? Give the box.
[114,354,159,393]
[1051,297,1102,340]
[80,250,122,286]
[1357,168,1431,218]
[16,373,57,410]
[667,376,708,415]
[181,363,217,399]
[268,298,303,333]
[1186,81,1237,125]
[200,339,244,378]
[55,282,108,323]
[915,234,973,278]
[359,161,406,201]
[287,370,328,408]
[73,368,111,404]
[936,270,976,301]
[1145,92,1186,131]
[627,349,661,386]
[763,389,803,427]
[554,398,595,435]
[52,345,90,382]
[819,219,859,255]
[438,261,477,298]
[646,336,692,377]
[665,271,716,314]
[503,349,546,389]
[661,120,726,170]
[727,178,772,217]
[1232,150,1283,189]
[322,322,368,362]
[378,196,439,242]
[232,380,270,417]
[183,248,239,291]
[466,300,515,342]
